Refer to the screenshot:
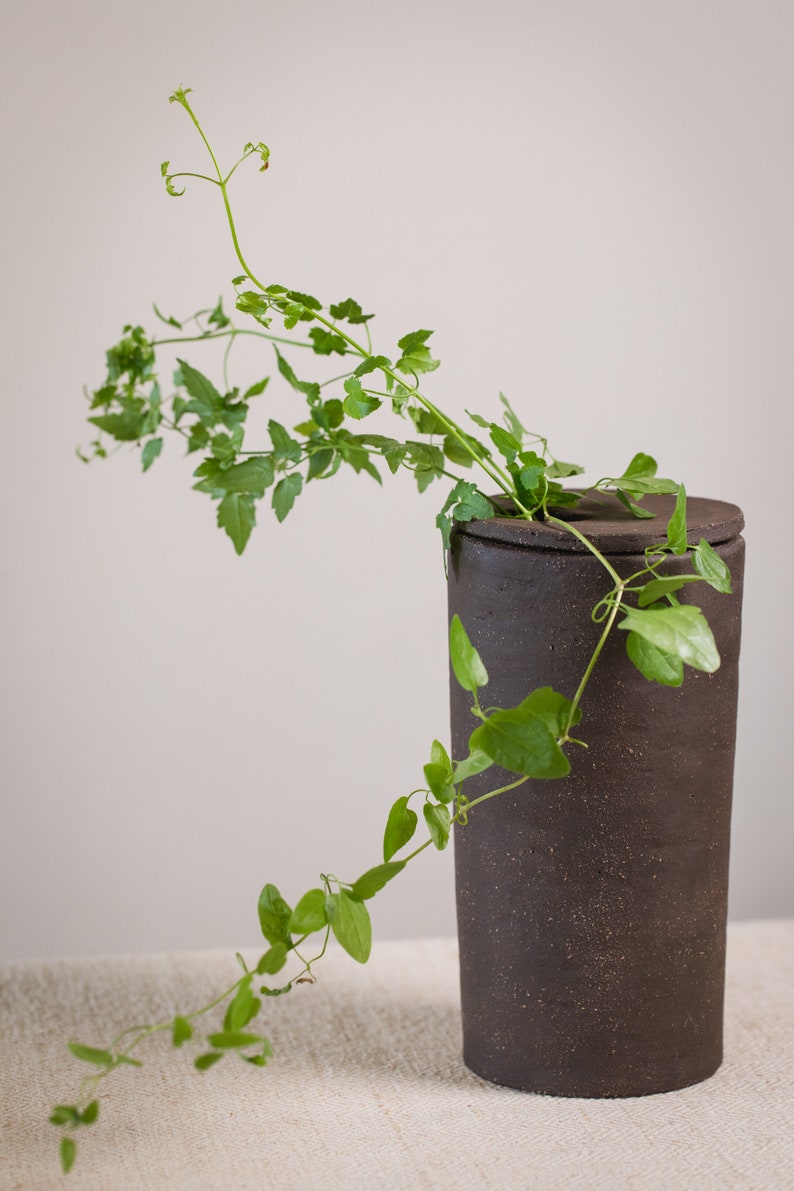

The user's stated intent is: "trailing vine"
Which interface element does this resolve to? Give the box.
[52,87,733,1173]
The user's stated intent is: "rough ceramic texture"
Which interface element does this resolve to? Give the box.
[448,495,745,1097]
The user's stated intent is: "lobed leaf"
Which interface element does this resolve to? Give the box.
[330,297,373,324]
[626,631,684,686]
[618,605,720,672]
[343,376,381,419]
[309,327,347,356]
[693,538,732,594]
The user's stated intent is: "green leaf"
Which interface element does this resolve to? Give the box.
[244,377,270,398]
[243,140,270,171]
[67,1043,114,1069]
[207,297,231,329]
[442,434,475,468]
[141,436,163,472]
[383,441,409,474]
[177,359,223,412]
[396,329,433,354]
[195,1052,223,1071]
[693,538,732,594]
[624,452,658,478]
[408,406,447,436]
[666,485,688,554]
[172,1015,193,1047]
[153,303,182,329]
[626,631,684,686]
[470,709,570,778]
[351,861,407,900]
[383,795,418,862]
[408,441,445,492]
[452,749,493,783]
[272,473,303,522]
[515,687,581,735]
[49,1105,81,1127]
[637,574,702,607]
[317,398,345,429]
[256,943,288,975]
[221,457,275,497]
[449,614,488,692]
[289,889,328,935]
[80,1100,99,1126]
[87,410,145,442]
[257,883,293,947]
[273,347,321,401]
[352,356,389,380]
[343,376,381,419]
[309,327,347,356]
[424,738,455,803]
[207,1031,263,1050]
[546,458,584,479]
[605,471,679,497]
[423,802,451,850]
[614,489,657,518]
[327,890,372,963]
[236,291,272,327]
[598,453,679,502]
[268,419,302,463]
[217,492,256,554]
[60,1137,76,1174]
[224,980,260,1032]
[395,329,440,376]
[284,289,322,312]
[499,392,526,441]
[618,605,720,672]
[329,297,373,324]
[306,447,335,480]
[453,486,494,522]
[489,424,521,463]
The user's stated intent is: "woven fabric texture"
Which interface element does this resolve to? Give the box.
[2,922,792,1190]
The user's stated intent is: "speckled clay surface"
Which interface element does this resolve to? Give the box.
[448,495,745,1097]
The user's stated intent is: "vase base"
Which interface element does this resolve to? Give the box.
[462,1051,723,1099]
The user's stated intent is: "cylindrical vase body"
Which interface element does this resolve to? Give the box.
[448,495,744,1097]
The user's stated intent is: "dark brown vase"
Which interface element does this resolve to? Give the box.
[447,494,745,1097]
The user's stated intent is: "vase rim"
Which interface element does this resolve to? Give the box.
[452,493,744,554]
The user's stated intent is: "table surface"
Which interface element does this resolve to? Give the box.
[2,921,792,1190]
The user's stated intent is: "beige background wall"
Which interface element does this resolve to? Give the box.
[1,0,792,959]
